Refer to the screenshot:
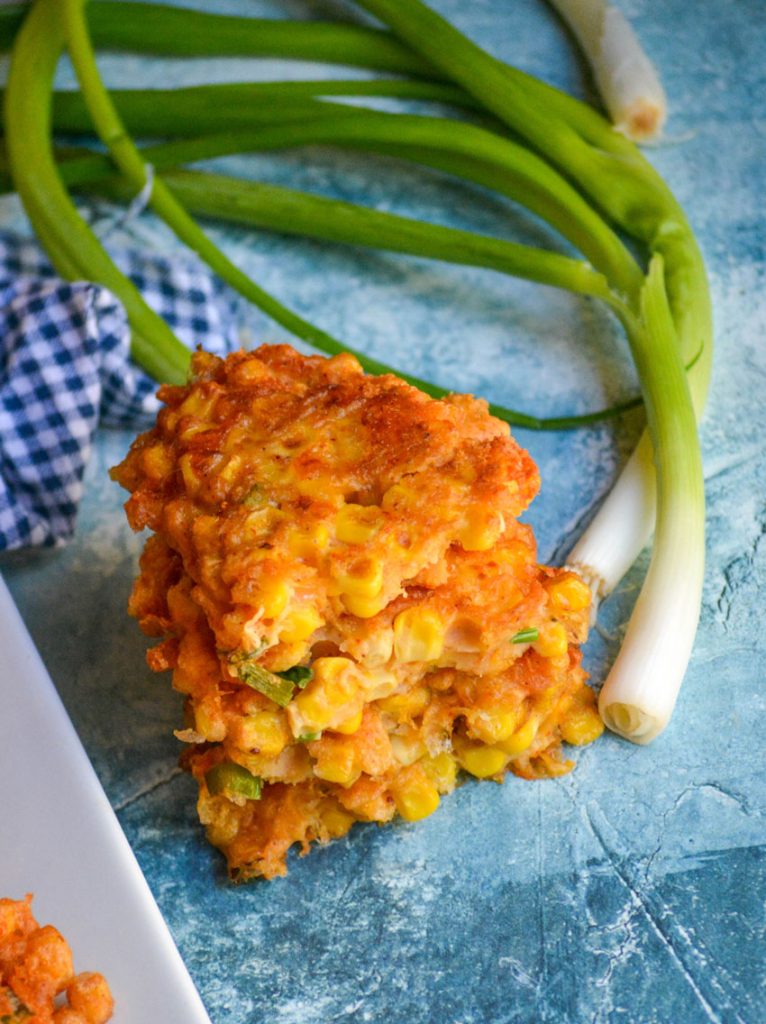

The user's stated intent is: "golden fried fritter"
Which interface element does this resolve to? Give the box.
[113,345,602,880]
[0,895,113,1023]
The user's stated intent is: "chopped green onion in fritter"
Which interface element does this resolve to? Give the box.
[242,483,267,508]
[0,990,33,1023]
[229,652,295,706]
[277,665,313,688]
[298,731,321,743]
[205,762,263,800]
[511,627,539,644]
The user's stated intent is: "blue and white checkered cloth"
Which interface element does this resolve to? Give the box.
[0,231,242,550]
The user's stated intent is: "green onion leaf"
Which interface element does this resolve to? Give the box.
[277,665,313,688]
[229,653,295,707]
[204,762,263,801]
[242,483,266,508]
[510,628,539,644]
[298,732,322,743]
[0,990,33,1023]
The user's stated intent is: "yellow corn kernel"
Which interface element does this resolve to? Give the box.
[178,400,218,442]
[257,579,290,620]
[392,772,441,822]
[459,508,504,552]
[287,522,330,558]
[162,408,180,432]
[293,657,359,731]
[546,574,591,614]
[193,702,225,742]
[333,707,364,735]
[313,746,360,787]
[141,443,174,482]
[534,621,569,659]
[393,607,445,663]
[561,703,605,746]
[296,475,336,500]
[312,655,358,696]
[390,731,427,766]
[279,606,323,644]
[322,804,355,838]
[336,503,384,545]
[216,453,243,486]
[229,358,269,386]
[178,421,210,444]
[202,799,241,848]
[377,685,431,720]
[496,538,531,570]
[336,557,384,598]
[341,591,388,619]
[421,752,458,793]
[234,710,291,757]
[179,453,202,495]
[497,717,538,757]
[453,463,476,484]
[458,743,509,779]
[533,684,561,718]
[468,708,519,745]
[179,390,216,419]
[381,481,418,511]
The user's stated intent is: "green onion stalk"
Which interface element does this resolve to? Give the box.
[350,0,710,742]
[60,0,385,374]
[2,0,189,383]
[62,158,695,432]
[0,141,639,431]
[61,0,645,329]
[10,0,628,433]
[2,0,711,741]
[6,0,646,429]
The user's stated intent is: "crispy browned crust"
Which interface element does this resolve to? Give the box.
[0,895,113,1022]
[114,346,600,880]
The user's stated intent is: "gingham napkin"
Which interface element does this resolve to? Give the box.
[0,232,242,550]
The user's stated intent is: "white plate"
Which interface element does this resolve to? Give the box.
[0,575,211,1024]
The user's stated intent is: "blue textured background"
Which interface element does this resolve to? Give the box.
[2,1,765,1021]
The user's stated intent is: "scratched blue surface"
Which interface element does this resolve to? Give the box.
[2,0,766,1021]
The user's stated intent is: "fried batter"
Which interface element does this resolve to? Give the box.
[113,345,602,879]
[0,896,113,1023]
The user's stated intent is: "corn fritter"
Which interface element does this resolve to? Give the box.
[0,895,113,1023]
[113,345,603,880]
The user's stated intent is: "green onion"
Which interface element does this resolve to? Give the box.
[90,167,615,303]
[3,0,190,383]
[71,167,695,433]
[40,80,476,137]
[0,1,432,76]
[62,0,362,364]
[6,0,711,742]
[349,0,709,741]
[298,732,322,743]
[204,762,263,801]
[229,654,296,708]
[548,0,667,142]
[0,990,33,1023]
[55,102,643,297]
[276,666,313,689]
[86,2,433,75]
[510,628,539,645]
[594,257,704,742]
[28,0,635,434]
[241,484,267,509]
